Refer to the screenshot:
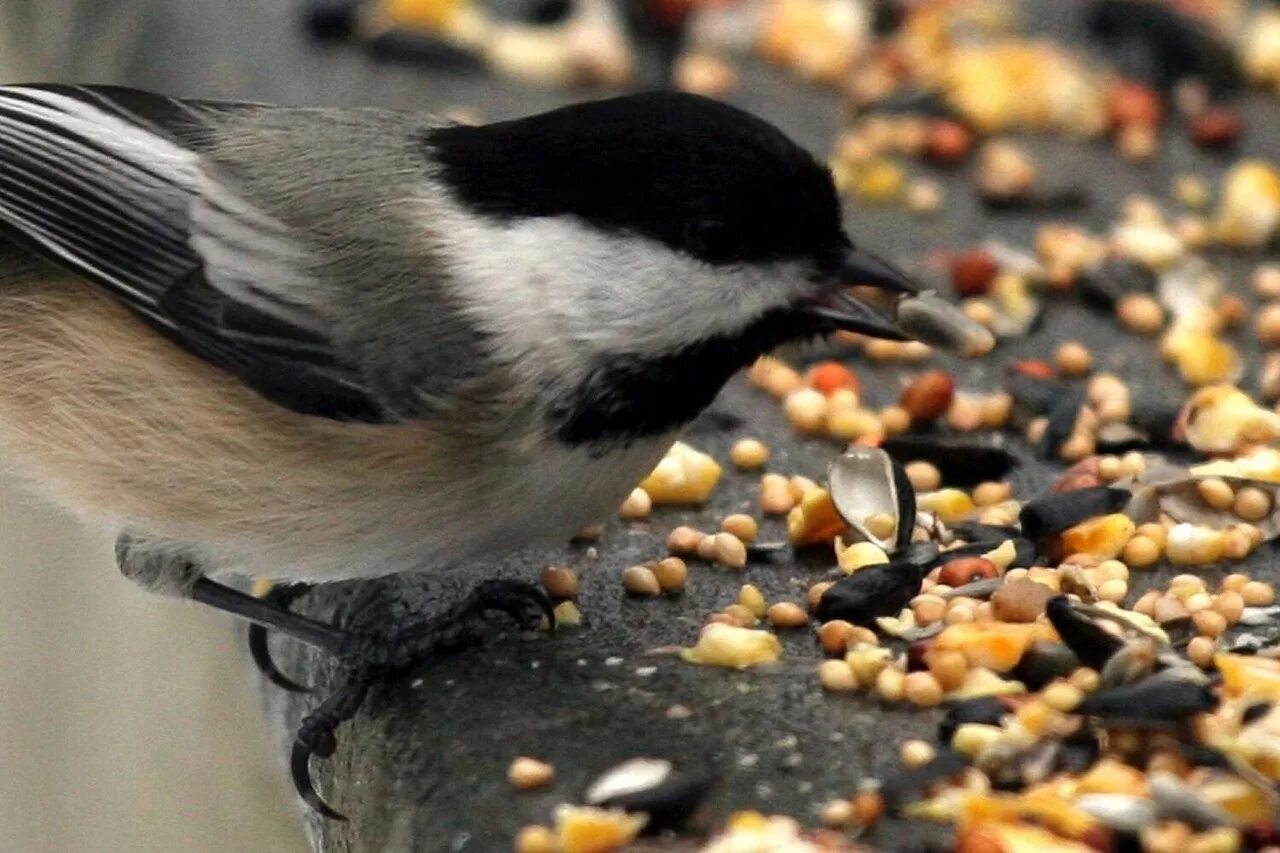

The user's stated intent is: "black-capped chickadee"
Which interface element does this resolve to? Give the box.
[0,84,984,816]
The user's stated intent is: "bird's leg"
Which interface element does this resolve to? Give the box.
[115,532,554,820]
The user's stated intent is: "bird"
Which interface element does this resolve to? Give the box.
[0,84,968,816]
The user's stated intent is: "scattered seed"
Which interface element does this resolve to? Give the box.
[905,460,942,492]
[667,526,704,555]
[622,566,660,596]
[1055,341,1093,376]
[1233,486,1272,522]
[618,487,652,520]
[1117,293,1165,334]
[821,798,854,827]
[784,388,828,433]
[875,667,906,702]
[738,584,766,618]
[767,602,809,628]
[721,514,759,543]
[508,757,556,790]
[819,659,858,692]
[1188,636,1217,669]
[541,566,579,599]
[1192,609,1227,638]
[760,474,795,515]
[730,438,770,470]
[713,532,748,568]
[904,672,944,708]
[1242,580,1276,606]
[653,557,688,593]
[899,739,936,768]
[515,824,558,853]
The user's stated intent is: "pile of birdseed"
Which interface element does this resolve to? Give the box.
[495,3,1280,850]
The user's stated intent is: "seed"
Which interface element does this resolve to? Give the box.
[1197,477,1235,510]
[1097,559,1129,582]
[924,119,973,165]
[818,659,858,692]
[508,756,555,790]
[946,395,984,432]
[667,526,703,555]
[927,648,968,691]
[945,602,976,624]
[515,824,558,853]
[972,481,1012,506]
[852,788,885,826]
[900,370,956,423]
[1234,487,1272,522]
[1118,122,1158,161]
[952,723,1003,760]
[1070,667,1101,693]
[904,672,944,708]
[718,514,758,544]
[1193,609,1227,638]
[1190,105,1242,149]
[911,593,947,625]
[720,604,757,627]
[1218,293,1248,328]
[1185,592,1213,613]
[818,619,856,655]
[1122,535,1161,568]
[905,461,942,492]
[767,602,809,628]
[1188,636,1217,670]
[900,739,936,768]
[748,356,802,397]
[1098,578,1129,604]
[1213,590,1244,624]
[837,541,889,574]
[784,388,828,433]
[622,566,660,596]
[906,179,942,215]
[696,534,719,561]
[1223,529,1252,561]
[879,405,911,435]
[1117,293,1165,334]
[1054,341,1093,376]
[1165,523,1224,566]
[1174,174,1210,209]
[806,361,860,396]
[618,487,652,520]
[1243,581,1276,606]
[1133,589,1159,617]
[1222,573,1249,592]
[875,667,906,702]
[863,512,897,542]
[1154,596,1188,624]
[977,393,1013,430]
[738,584,766,618]
[1061,514,1136,559]
[847,643,892,686]
[789,476,820,501]
[653,557,688,593]
[808,581,834,610]
[730,438,770,470]
[937,557,999,587]
[760,474,795,515]
[821,798,854,827]
[950,249,1000,296]
[991,577,1054,623]
[541,566,579,599]
[713,532,748,568]
[1255,265,1280,299]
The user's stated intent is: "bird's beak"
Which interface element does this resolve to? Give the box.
[798,246,921,340]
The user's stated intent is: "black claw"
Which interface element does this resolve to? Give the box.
[249,623,312,692]
[247,583,315,693]
[291,740,348,821]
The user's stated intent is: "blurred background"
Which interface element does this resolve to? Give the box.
[0,0,1275,851]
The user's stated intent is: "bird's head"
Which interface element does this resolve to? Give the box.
[422,93,969,443]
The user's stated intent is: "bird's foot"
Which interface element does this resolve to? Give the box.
[286,579,555,820]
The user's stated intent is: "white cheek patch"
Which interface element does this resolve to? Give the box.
[426,203,811,371]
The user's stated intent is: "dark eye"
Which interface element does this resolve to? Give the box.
[684,218,738,263]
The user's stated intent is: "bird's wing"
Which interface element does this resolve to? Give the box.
[0,84,456,422]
